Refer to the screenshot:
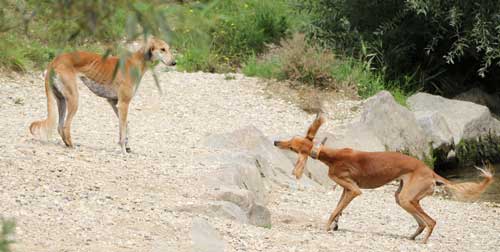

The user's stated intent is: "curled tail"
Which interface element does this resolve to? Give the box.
[30,69,57,140]
[434,166,494,201]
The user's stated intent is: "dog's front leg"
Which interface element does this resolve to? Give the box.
[325,179,361,232]
[117,100,130,154]
[109,99,131,153]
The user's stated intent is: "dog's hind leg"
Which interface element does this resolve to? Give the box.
[59,72,79,147]
[395,180,426,240]
[411,183,436,243]
[398,176,436,243]
[54,87,67,140]
[108,99,131,153]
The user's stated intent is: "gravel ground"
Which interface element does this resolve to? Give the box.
[0,69,499,252]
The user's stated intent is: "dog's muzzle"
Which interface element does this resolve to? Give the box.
[273,141,280,147]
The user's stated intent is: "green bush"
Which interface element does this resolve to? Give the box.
[303,0,500,96]
[0,0,169,71]
[243,34,339,88]
[243,54,284,80]
[242,34,409,104]
[0,217,15,252]
[456,133,500,167]
[279,34,335,87]
[168,0,291,72]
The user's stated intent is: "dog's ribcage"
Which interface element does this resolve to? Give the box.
[79,76,117,99]
[78,60,119,99]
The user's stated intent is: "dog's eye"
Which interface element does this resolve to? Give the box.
[161,48,166,52]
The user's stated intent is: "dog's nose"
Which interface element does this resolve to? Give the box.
[273,141,279,146]
[171,61,176,66]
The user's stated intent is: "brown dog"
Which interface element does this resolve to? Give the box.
[274,114,494,243]
[30,37,175,153]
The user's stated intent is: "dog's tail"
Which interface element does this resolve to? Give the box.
[29,69,58,140]
[434,166,494,201]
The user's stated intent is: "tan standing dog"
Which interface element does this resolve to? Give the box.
[274,114,494,243]
[30,37,175,153]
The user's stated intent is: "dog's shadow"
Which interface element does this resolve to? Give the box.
[26,138,148,157]
[334,227,410,241]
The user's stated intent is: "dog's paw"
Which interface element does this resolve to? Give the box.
[325,222,339,232]
[332,223,339,231]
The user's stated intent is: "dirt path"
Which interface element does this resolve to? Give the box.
[1,70,499,252]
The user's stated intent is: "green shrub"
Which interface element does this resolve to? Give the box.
[242,33,410,104]
[168,0,291,72]
[456,133,500,167]
[243,54,284,80]
[0,0,169,71]
[302,0,500,96]
[0,217,15,252]
[279,34,335,87]
[0,35,30,72]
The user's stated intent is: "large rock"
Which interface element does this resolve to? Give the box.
[248,204,272,227]
[454,88,500,115]
[278,146,335,187]
[413,111,453,149]
[206,201,249,224]
[215,187,257,210]
[203,126,318,188]
[191,218,225,252]
[205,161,268,205]
[200,126,319,227]
[408,92,500,145]
[332,91,430,158]
[321,129,385,152]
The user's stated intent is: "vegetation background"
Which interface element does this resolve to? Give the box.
[3,0,499,102]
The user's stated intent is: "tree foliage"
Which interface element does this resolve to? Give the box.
[304,0,500,95]
[0,218,15,252]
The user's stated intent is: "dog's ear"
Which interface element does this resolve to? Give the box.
[306,112,325,140]
[292,154,308,179]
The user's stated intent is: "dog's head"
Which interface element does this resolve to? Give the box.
[145,37,176,66]
[274,113,326,179]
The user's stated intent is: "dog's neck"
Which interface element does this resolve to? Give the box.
[129,47,151,79]
[310,142,323,159]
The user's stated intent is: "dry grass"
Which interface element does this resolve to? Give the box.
[278,34,336,88]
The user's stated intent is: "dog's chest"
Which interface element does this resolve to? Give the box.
[80,76,117,99]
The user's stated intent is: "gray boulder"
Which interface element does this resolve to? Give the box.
[191,218,225,252]
[206,201,249,224]
[321,128,385,152]
[454,87,500,114]
[408,92,500,145]
[215,187,257,210]
[205,161,268,205]
[248,204,272,227]
[200,126,321,227]
[413,111,453,149]
[203,126,318,188]
[302,158,334,188]
[278,146,335,187]
[335,91,430,158]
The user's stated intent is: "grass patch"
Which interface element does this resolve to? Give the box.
[242,34,411,104]
[167,0,292,72]
[0,217,15,252]
[456,133,500,168]
[243,54,284,80]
